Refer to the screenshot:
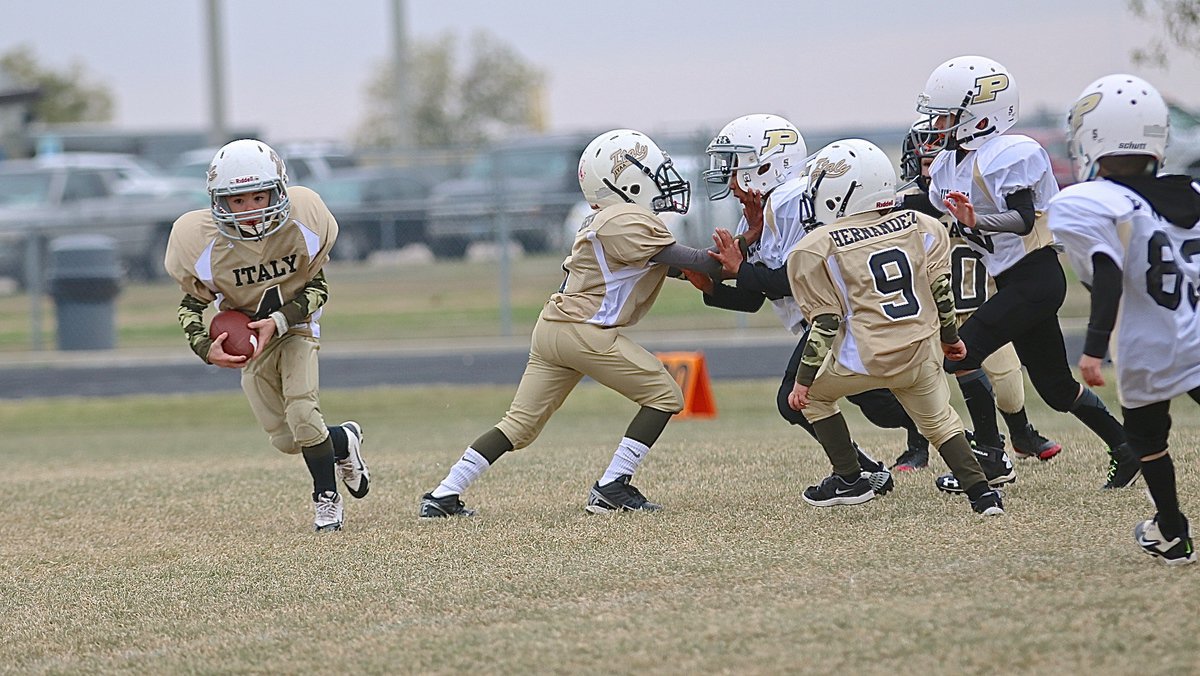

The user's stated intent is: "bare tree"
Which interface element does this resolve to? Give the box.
[356,31,547,150]
[1128,0,1200,66]
[0,45,113,124]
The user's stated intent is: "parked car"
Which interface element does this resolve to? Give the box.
[0,158,198,285]
[424,132,599,259]
[307,164,456,261]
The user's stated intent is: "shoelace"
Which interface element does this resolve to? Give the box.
[316,495,341,521]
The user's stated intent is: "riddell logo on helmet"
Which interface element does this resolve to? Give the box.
[231,176,261,185]
[876,199,895,208]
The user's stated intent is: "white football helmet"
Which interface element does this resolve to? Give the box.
[702,114,807,200]
[578,129,690,213]
[804,139,898,228]
[912,55,1019,153]
[207,139,291,240]
[1066,74,1170,183]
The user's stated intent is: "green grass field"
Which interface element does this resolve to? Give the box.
[1,376,1197,674]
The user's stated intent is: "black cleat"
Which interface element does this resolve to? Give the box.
[419,492,476,519]
[1010,424,1062,461]
[802,473,876,507]
[585,475,662,514]
[935,441,1016,494]
[891,444,930,472]
[970,490,1005,517]
[854,445,895,495]
[1103,444,1141,489]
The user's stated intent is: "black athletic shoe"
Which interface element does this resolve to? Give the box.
[802,473,876,507]
[970,490,1005,517]
[419,492,476,519]
[585,475,662,514]
[935,441,1016,493]
[1010,424,1062,461]
[854,445,895,496]
[891,444,930,472]
[1134,515,1196,565]
[1103,444,1141,489]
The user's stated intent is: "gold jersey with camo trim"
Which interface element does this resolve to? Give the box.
[540,203,676,328]
[787,208,950,377]
[164,186,338,336]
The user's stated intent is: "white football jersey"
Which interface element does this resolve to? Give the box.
[734,176,810,334]
[1049,179,1200,408]
[928,134,1059,276]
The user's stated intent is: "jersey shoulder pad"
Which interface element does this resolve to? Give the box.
[1050,180,1133,220]
[976,134,1050,177]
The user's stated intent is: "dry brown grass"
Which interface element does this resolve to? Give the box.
[1,376,1197,675]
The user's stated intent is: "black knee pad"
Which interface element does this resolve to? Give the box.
[1066,386,1107,415]
[777,382,816,435]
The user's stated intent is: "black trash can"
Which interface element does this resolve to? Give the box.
[48,235,122,351]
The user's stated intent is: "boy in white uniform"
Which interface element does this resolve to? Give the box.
[1049,74,1200,564]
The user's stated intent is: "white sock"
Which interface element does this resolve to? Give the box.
[600,438,650,486]
[431,448,490,498]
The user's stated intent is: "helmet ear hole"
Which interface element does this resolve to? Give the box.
[629,184,641,195]
[757,162,772,176]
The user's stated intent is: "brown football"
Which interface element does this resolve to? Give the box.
[209,310,258,358]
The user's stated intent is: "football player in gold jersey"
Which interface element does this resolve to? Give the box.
[419,129,723,518]
[786,139,1003,515]
[164,139,369,533]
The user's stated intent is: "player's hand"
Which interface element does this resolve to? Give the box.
[247,317,278,358]
[681,268,714,294]
[739,190,765,243]
[1079,354,1105,387]
[708,228,744,278]
[208,333,249,369]
[788,383,810,411]
[942,339,967,361]
[943,191,976,228]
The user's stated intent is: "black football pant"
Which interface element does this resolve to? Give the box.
[778,329,924,447]
[946,246,1079,411]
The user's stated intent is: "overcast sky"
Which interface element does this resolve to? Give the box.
[2,0,1198,146]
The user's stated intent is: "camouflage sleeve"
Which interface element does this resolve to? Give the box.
[269,269,330,327]
[796,313,839,387]
[178,293,213,364]
[931,273,960,344]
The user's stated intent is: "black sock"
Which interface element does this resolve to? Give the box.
[302,436,338,497]
[1000,408,1030,436]
[1070,388,1127,449]
[964,481,990,502]
[957,372,1002,448]
[1142,455,1185,537]
[327,424,349,460]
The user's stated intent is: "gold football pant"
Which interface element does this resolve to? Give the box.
[495,318,684,450]
[241,333,329,454]
[803,339,964,448]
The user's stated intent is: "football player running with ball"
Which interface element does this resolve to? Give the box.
[1049,75,1200,564]
[165,139,369,533]
[419,129,724,518]
[786,139,1003,516]
[911,55,1138,493]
